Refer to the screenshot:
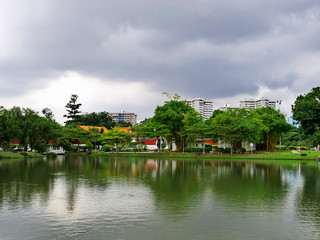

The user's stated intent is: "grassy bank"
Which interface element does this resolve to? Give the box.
[0,151,44,159]
[198,150,320,161]
[85,150,320,161]
[88,152,198,159]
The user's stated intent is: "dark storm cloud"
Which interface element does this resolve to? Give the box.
[1,0,319,97]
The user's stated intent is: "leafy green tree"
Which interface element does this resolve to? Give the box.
[87,128,102,151]
[132,124,146,152]
[151,98,201,151]
[210,108,266,153]
[185,122,213,154]
[115,121,132,127]
[64,94,82,125]
[100,127,132,153]
[282,126,316,148]
[292,87,320,146]
[0,106,62,152]
[255,107,292,150]
[0,107,21,150]
[77,111,115,129]
[205,109,224,124]
[59,126,89,152]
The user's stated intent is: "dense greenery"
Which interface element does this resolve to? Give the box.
[210,108,266,152]
[292,87,320,146]
[64,94,82,124]
[0,89,318,155]
[148,95,201,151]
[77,111,115,129]
[282,126,316,149]
[0,106,61,152]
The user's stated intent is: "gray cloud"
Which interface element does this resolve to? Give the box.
[1,0,320,102]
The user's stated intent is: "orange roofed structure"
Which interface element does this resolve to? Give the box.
[77,125,108,132]
[77,125,133,133]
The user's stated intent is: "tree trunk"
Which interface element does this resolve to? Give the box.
[202,135,205,154]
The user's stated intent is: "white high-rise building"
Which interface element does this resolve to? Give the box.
[239,97,276,109]
[187,98,213,120]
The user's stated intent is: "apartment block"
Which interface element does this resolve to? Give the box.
[187,98,213,120]
[239,97,276,109]
[110,110,137,125]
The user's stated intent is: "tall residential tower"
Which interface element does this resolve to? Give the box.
[187,98,213,120]
[110,111,137,125]
[239,97,276,109]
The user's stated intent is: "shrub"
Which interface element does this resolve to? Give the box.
[102,144,112,152]
[33,141,48,153]
[205,144,212,153]
[300,146,309,150]
[212,146,218,151]
[184,148,203,153]
[46,152,57,159]
[224,148,231,153]
[85,141,94,151]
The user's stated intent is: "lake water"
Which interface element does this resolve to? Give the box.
[1,155,320,240]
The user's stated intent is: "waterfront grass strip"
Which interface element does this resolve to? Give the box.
[0,151,44,159]
[88,150,320,161]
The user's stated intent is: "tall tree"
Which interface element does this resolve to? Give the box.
[64,94,82,125]
[292,87,320,146]
[255,107,292,150]
[210,108,266,153]
[185,122,213,154]
[151,98,201,151]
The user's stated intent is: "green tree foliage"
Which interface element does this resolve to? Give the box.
[205,109,224,124]
[77,111,115,129]
[255,107,292,150]
[87,128,102,151]
[150,98,201,151]
[115,121,132,127]
[210,108,267,153]
[185,121,213,154]
[0,107,20,150]
[132,124,146,152]
[292,87,320,145]
[282,126,316,148]
[59,126,89,152]
[100,128,132,153]
[0,106,61,152]
[64,94,82,125]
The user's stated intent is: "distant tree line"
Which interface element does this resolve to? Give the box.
[1,88,319,154]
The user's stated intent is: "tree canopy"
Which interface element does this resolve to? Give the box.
[210,108,267,152]
[150,98,201,150]
[292,87,320,145]
[64,94,82,125]
[77,111,115,129]
[0,106,61,152]
[255,106,292,150]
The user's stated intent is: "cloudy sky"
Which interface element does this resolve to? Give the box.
[1,0,319,123]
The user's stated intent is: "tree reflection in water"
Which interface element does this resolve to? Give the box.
[0,156,320,236]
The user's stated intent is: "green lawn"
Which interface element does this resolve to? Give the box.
[0,151,44,159]
[198,150,320,160]
[89,150,320,161]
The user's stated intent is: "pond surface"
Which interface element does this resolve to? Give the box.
[1,155,320,239]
